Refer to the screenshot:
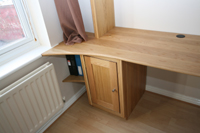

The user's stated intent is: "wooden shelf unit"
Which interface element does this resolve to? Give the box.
[62,75,84,83]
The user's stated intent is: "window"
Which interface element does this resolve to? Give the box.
[0,0,39,64]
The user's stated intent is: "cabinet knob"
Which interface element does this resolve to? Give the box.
[112,89,116,92]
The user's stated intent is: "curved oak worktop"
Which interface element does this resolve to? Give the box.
[42,27,200,77]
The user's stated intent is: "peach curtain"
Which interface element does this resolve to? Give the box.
[54,0,87,45]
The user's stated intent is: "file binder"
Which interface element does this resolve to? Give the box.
[66,55,78,75]
[75,55,83,76]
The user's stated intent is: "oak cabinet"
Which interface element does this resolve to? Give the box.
[81,55,147,119]
[84,56,120,113]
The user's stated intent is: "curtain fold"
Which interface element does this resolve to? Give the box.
[54,0,87,45]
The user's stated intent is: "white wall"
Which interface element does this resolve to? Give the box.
[38,0,63,47]
[78,0,94,33]
[78,0,200,99]
[114,0,200,35]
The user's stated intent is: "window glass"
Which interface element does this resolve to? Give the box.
[0,0,39,65]
[0,0,25,50]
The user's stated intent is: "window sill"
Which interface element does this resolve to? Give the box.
[0,45,51,80]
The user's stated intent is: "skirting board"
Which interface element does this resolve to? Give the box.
[146,85,200,106]
[36,86,86,133]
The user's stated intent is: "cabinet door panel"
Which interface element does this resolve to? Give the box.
[85,56,119,112]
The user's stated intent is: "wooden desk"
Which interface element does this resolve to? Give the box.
[43,27,200,77]
[42,27,200,119]
[42,0,200,119]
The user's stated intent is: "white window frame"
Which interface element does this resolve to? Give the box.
[0,0,39,65]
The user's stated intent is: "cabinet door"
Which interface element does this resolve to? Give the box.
[84,56,119,112]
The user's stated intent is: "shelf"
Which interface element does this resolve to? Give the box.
[62,75,84,83]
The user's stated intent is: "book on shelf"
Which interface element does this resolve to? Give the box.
[75,55,83,76]
[66,55,78,76]
[66,55,83,76]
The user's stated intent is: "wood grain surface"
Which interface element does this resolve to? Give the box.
[90,0,115,38]
[42,27,200,77]
[84,56,120,113]
[80,55,93,105]
[62,75,84,83]
[122,61,147,118]
[44,92,200,133]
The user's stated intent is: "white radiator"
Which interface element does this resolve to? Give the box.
[0,62,64,133]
